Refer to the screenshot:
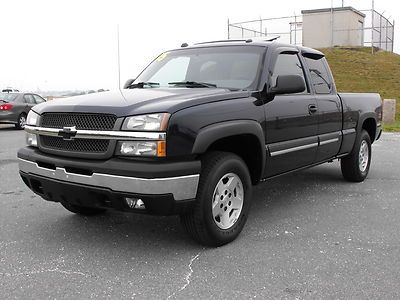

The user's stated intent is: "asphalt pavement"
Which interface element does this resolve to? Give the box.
[1,124,399,299]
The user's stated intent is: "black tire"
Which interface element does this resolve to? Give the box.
[341,130,372,182]
[15,113,27,130]
[61,202,106,216]
[180,151,252,246]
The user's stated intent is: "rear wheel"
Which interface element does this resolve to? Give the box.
[180,152,252,246]
[15,113,26,130]
[61,202,106,216]
[341,130,372,182]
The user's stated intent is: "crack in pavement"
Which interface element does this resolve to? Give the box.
[166,252,201,300]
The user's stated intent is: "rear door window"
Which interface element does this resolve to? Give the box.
[304,57,332,94]
[23,94,35,104]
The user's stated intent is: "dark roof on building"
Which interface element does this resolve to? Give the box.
[301,6,366,18]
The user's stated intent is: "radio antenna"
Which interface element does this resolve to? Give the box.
[117,24,121,90]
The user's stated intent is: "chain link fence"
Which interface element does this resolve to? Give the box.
[228,8,394,52]
[365,9,394,51]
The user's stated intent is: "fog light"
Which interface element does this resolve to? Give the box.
[125,197,146,210]
[134,199,145,209]
[26,133,38,147]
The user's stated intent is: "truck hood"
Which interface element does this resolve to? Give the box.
[33,88,250,117]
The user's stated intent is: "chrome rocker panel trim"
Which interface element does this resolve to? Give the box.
[19,158,198,201]
[269,143,318,157]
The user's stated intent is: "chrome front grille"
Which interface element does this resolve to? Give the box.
[39,113,117,157]
[41,113,117,130]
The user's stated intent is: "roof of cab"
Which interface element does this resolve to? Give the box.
[176,39,325,57]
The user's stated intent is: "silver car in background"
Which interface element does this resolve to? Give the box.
[0,92,46,129]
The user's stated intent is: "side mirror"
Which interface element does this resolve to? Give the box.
[123,79,136,89]
[271,75,305,95]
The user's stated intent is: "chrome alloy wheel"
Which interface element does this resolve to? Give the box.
[212,172,244,230]
[359,140,369,172]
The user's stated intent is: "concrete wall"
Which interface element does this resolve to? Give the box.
[383,99,396,124]
[302,8,365,48]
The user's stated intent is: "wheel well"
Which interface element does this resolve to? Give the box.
[206,134,262,185]
[362,118,377,143]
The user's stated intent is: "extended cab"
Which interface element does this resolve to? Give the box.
[18,40,382,246]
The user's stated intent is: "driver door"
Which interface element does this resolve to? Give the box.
[264,51,319,177]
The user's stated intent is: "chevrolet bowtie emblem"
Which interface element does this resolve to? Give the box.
[58,126,77,140]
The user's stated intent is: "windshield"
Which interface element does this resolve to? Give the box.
[0,93,19,102]
[134,46,265,90]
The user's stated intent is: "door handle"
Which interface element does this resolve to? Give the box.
[308,104,318,114]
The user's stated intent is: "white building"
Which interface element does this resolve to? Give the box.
[301,7,365,48]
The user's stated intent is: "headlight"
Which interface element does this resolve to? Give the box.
[25,111,39,147]
[115,141,166,157]
[122,113,170,131]
[26,110,39,126]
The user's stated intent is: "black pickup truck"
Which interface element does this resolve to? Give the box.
[18,40,382,246]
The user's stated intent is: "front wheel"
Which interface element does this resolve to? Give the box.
[180,152,252,246]
[341,130,372,182]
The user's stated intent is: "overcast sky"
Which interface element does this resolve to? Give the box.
[1,0,398,91]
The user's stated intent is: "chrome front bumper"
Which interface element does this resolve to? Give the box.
[18,158,199,201]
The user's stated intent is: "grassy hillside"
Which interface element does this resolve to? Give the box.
[322,47,400,131]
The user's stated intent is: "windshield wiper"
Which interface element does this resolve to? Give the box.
[0,100,8,103]
[126,82,160,89]
[168,81,217,88]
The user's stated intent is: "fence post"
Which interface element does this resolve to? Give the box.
[371,10,374,53]
[392,20,395,52]
[379,14,382,49]
[330,3,334,47]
